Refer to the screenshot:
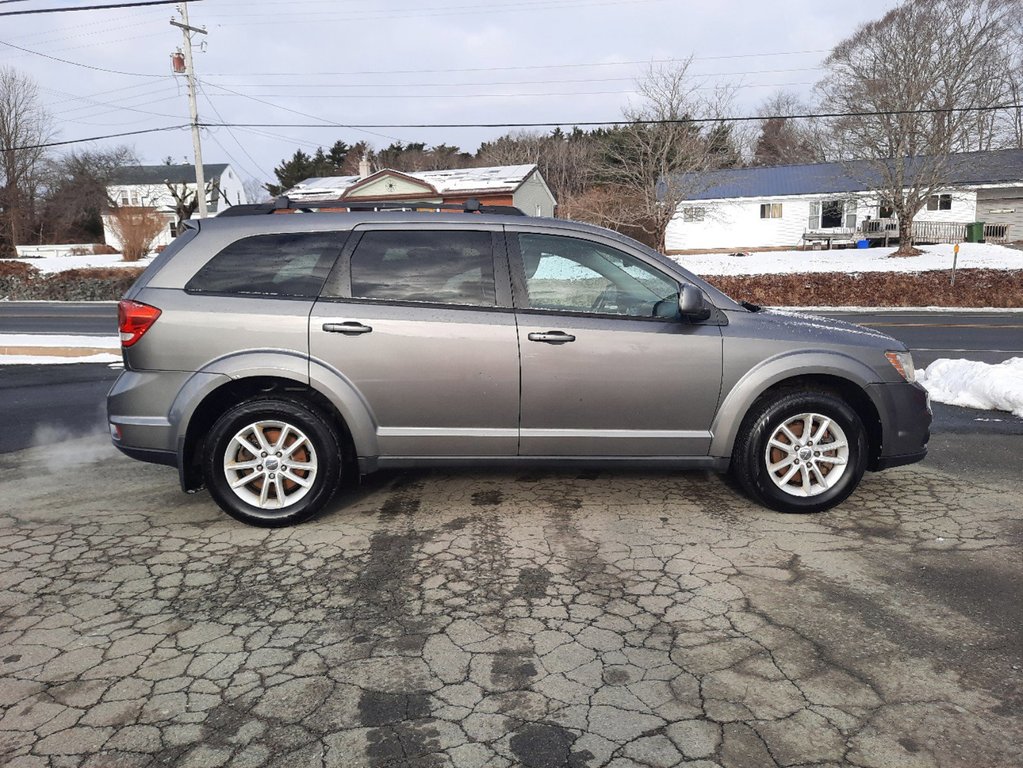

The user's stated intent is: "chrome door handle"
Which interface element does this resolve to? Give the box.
[323,322,373,335]
[527,331,576,344]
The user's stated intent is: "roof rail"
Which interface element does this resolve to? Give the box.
[217,196,527,217]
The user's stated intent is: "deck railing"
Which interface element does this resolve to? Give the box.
[804,218,1011,246]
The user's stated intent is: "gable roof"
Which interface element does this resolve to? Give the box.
[668,149,1023,201]
[109,163,231,186]
[285,164,538,201]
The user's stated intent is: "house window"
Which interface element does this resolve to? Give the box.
[926,194,952,211]
[683,206,706,222]
[120,195,129,206]
[820,199,845,228]
[759,203,782,219]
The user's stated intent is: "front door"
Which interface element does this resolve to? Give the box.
[310,225,519,457]
[509,231,723,457]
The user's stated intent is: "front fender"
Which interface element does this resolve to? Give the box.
[709,350,884,458]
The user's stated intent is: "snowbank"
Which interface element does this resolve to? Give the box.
[673,242,1022,276]
[918,357,1023,417]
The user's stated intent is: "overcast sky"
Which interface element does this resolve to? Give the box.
[2,0,897,186]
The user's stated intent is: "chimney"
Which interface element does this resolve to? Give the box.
[358,156,371,178]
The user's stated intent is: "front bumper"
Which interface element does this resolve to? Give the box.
[866,380,931,471]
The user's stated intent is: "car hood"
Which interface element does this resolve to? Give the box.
[755,308,903,349]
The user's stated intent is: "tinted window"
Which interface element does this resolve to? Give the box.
[186,232,343,297]
[348,230,496,306]
[517,233,678,317]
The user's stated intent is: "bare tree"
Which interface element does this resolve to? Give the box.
[165,179,220,232]
[582,59,735,251]
[0,67,54,257]
[820,0,1018,254]
[751,91,825,166]
[40,146,137,244]
[477,128,598,203]
[243,176,270,204]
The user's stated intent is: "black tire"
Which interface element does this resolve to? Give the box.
[204,397,342,527]
[731,390,867,514]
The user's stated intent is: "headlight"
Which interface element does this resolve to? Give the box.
[885,350,916,382]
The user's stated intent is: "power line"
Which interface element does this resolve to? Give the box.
[11,125,190,151]
[203,82,816,101]
[197,80,272,179]
[198,103,1023,130]
[0,38,169,77]
[0,0,199,16]
[198,79,401,143]
[13,103,1023,154]
[200,50,830,79]
[204,67,824,91]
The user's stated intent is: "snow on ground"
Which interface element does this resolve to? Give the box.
[1,253,150,273]
[0,334,120,365]
[918,357,1023,417]
[0,334,119,349]
[0,353,122,365]
[672,242,1022,276]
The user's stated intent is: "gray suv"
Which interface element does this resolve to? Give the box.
[108,200,930,527]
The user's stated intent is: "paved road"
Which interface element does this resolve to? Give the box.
[0,364,118,453]
[0,419,1019,767]
[1,357,1021,766]
[821,309,1023,367]
[1,303,1021,367]
[0,301,117,335]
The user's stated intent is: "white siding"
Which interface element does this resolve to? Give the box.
[666,196,819,251]
[666,188,979,252]
[913,190,976,223]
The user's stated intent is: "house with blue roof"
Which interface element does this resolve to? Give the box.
[663,149,1023,252]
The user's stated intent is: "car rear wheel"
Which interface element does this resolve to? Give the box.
[204,398,341,527]
[732,391,867,513]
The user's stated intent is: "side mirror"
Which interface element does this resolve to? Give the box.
[678,285,711,321]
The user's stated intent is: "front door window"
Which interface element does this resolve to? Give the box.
[517,233,679,318]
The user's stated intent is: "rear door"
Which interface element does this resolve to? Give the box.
[508,229,723,457]
[309,224,520,457]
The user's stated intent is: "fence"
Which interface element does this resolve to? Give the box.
[821,219,1011,245]
[14,244,98,258]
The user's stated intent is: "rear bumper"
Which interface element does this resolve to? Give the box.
[113,443,177,467]
[866,381,931,471]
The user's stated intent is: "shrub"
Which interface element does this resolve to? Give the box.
[107,206,166,262]
[36,268,144,301]
[0,259,40,299]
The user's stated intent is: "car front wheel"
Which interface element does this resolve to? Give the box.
[204,398,341,527]
[732,391,868,513]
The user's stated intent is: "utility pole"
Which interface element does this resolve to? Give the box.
[171,2,208,218]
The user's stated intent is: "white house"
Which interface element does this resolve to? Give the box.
[284,164,557,217]
[664,149,1023,252]
[102,163,248,251]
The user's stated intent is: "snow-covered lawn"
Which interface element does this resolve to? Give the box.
[2,252,150,273]
[672,242,1022,276]
[918,357,1023,417]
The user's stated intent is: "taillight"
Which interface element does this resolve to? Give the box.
[118,300,161,347]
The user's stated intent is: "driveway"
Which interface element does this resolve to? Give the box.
[0,435,1019,767]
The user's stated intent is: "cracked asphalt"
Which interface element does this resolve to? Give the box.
[0,436,1020,768]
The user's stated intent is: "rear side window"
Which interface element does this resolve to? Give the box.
[347,230,496,306]
[186,232,344,298]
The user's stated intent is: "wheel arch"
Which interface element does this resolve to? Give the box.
[174,360,377,491]
[711,355,884,467]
